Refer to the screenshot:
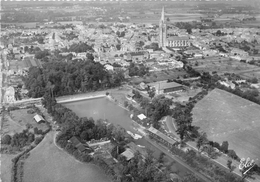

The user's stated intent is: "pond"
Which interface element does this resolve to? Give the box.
[63,97,189,177]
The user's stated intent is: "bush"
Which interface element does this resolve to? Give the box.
[34,136,43,145]
[124,101,129,108]
[34,127,43,135]
[27,133,35,143]
[8,106,20,111]
[2,134,12,145]
[27,109,35,114]
[227,150,238,160]
[213,142,221,150]
[220,141,229,153]
[82,154,92,162]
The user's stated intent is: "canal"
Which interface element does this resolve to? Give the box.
[62,96,190,178]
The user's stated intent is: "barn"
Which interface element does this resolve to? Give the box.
[33,114,45,123]
[149,81,183,94]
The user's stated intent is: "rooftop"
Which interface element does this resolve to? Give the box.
[149,81,183,91]
[148,126,177,146]
[167,36,189,41]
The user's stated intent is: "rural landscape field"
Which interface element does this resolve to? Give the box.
[23,131,110,182]
[192,88,260,160]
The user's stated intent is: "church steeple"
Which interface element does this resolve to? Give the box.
[161,7,165,22]
[159,6,166,48]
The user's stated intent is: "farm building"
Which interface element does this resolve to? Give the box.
[148,81,183,94]
[147,126,177,148]
[33,114,45,123]
[121,148,135,161]
[68,136,93,154]
[120,142,147,161]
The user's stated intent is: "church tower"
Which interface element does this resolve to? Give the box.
[159,7,167,48]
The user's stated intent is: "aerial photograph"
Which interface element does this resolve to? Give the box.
[0,0,260,182]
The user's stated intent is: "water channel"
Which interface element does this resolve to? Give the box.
[62,97,189,178]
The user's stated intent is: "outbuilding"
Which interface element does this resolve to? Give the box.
[149,81,183,94]
[33,114,45,123]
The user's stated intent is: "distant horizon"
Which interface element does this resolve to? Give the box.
[0,0,257,2]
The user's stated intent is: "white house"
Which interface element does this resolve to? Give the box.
[104,64,114,71]
[34,114,45,123]
[137,114,147,121]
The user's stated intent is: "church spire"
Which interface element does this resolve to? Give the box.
[161,6,165,22]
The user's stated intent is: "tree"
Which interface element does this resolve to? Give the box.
[216,30,222,36]
[128,104,134,111]
[116,44,121,50]
[220,141,229,153]
[24,46,29,53]
[124,101,129,108]
[34,136,43,145]
[196,132,208,151]
[158,152,165,163]
[86,53,94,61]
[148,87,156,98]
[187,28,192,34]
[251,77,258,83]
[227,160,232,172]
[2,134,12,145]
[228,150,238,160]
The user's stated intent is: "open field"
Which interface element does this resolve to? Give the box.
[23,131,110,182]
[10,109,49,132]
[1,112,26,136]
[0,154,16,182]
[192,88,260,160]
[240,70,260,80]
[131,69,187,84]
[190,56,259,74]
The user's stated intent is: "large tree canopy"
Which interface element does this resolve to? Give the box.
[24,60,124,98]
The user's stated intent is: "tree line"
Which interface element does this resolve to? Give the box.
[24,59,125,98]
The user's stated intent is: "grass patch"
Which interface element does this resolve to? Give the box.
[1,153,16,182]
[23,132,111,182]
[10,109,49,133]
[192,88,260,159]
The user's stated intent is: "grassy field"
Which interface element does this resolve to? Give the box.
[1,112,26,136]
[23,131,111,182]
[240,70,260,80]
[0,154,16,182]
[192,88,260,159]
[10,109,49,133]
[190,57,259,74]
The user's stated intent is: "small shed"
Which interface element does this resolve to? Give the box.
[33,114,45,123]
[137,114,147,121]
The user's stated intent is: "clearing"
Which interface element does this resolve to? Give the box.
[10,108,49,133]
[192,88,260,160]
[23,131,111,182]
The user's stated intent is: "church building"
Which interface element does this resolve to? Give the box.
[159,7,191,49]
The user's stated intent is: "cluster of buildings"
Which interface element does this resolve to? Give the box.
[1,6,259,104]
